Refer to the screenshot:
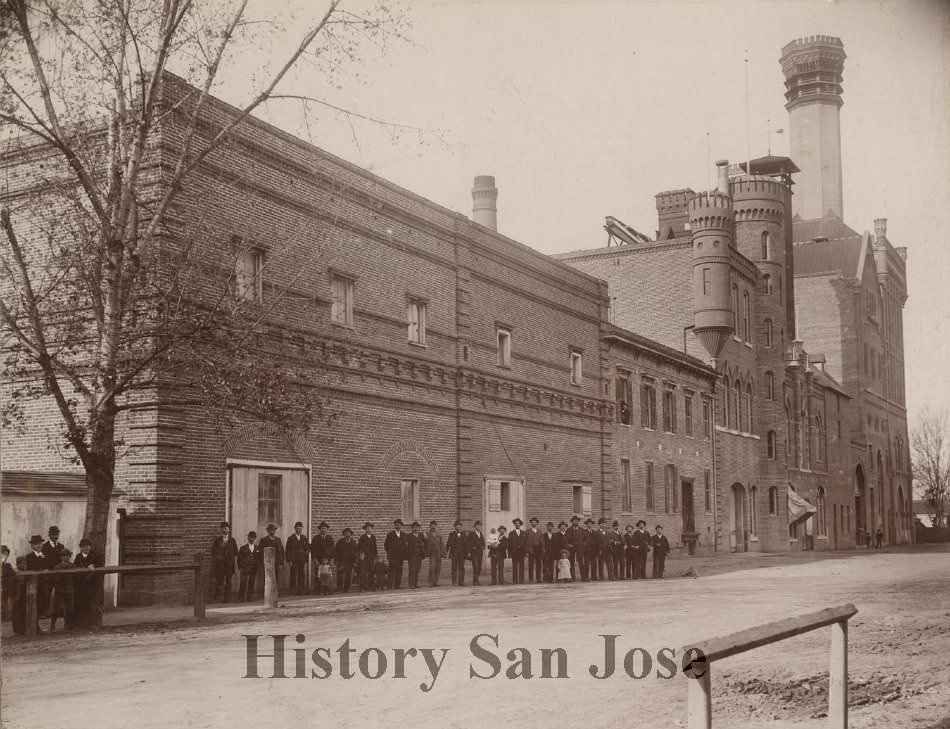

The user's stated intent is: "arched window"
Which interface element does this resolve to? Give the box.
[749,486,758,536]
[761,231,771,260]
[721,376,729,427]
[815,415,826,462]
[785,397,792,457]
[742,291,751,341]
[778,275,783,298]
[800,407,809,468]
[765,371,775,401]
[764,274,773,295]
[768,486,778,515]
[764,319,773,348]
[817,487,827,536]
[731,379,740,430]
[732,284,740,332]
[767,430,777,459]
[746,383,754,432]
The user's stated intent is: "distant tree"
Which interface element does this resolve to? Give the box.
[910,408,950,529]
[0,0,408,555]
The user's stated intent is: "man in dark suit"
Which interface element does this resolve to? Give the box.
[581,518,599,580]
[334,528,359,592]
[542,522,558,583]
[623,524,637,579]
[445,520,468,586]
[358,522,378,591]
[236,531,259,602]
[17,535,48,634]
[525,517,544,584]
[565,514,585,582]
[587,518,607,581]
[210,521,238,603]
[41,526,66,614]
[651,525,671,578]
[507,518,526,584]
[609,520,625,580]
[406,522,427,589]
[285,521,310,595]
[631,520,650,579]
[257,523,285,597]
[72,538,102,627]
[467,520,486,586]
[384,520,409,589]
[310,521,334,593]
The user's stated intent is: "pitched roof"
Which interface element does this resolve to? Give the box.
[792,214,860,243]
[808,365,849,398]
[793,233,864,277]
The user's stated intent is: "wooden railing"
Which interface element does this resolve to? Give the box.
[681,603,858,729]
[16,552,205,637]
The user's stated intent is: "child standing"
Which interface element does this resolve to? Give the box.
[557,549,572,584]
[489,526,508,585]
[317,557,333,595]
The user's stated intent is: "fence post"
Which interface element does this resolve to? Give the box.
[193,552,206,619]
[687,662,712,729]
[264,546,277,609]
[829,619,848,728]
[25,574,39,638]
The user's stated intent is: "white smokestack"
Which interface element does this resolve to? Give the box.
[472,175,498,231]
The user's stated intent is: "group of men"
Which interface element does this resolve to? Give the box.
[210,513,672,601]
[2,526,102,634]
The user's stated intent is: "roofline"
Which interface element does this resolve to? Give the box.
[603,325,717,379]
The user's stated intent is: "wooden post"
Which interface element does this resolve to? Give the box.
[193,552,206,619]
[25,574,39,638]
[264,546,277,609]
[687,661,712,729]
[829,619,848,728]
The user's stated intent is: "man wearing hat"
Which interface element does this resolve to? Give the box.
[584,518,604,581]
[507,518,526,584]
[565,514,585,582]
[631,520,650,579]
[384,520,409,589]
[651,525,670,579]
[310,521,334,593]
[19,535,47,632]
[237,531,259,602]
[406,522,427,589]
[334,528,359,592]
[467,520,486,586]
[445,520,468,586]
[358,523,378,591]
[623,523,637,579]
[41,526,67,614]
[426,521,444,588]
[258,523,285,597]
[542,521,558,583]
[609,520,625,581]
[285,521,310,595]
[210,521,238,603]
[525,517,544,584]
[580,517,599,581]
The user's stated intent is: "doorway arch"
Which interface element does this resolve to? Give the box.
[730,482,747,553]
[854,465,867,545]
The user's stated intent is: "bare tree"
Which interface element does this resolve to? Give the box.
[0,0,408,554]
[911,408,950,529]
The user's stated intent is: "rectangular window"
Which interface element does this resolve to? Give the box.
[330,274,354,326]
[703,469,712,513]
[488,482,501,511]
[400,479,420,522]
[500,481,511,511]
[257,474,282,525]
[702,267,710,295]
[570,351,583,385]
[497,328,511,367]
[407,299,427,345]
[645,463,655,513]
[702,398,712,439]
[235,247,264,303]
[662,388,676,433]
[664,464,675,513]
[641,380,657,429]
[621,459,632,513]
[616,370,633,425]
[684,394,694,436]
[572,484,592,515]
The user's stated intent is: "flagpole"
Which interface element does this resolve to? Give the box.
[745,53,751,178]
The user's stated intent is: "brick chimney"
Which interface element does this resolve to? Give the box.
[655,188,695,240]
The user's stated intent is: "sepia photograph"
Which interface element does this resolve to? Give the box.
[0,0,948,727]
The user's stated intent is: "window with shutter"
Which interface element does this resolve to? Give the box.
[400,479,419,522]
[488,482,502,512]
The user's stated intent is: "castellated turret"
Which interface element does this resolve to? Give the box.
[690,190,735,359]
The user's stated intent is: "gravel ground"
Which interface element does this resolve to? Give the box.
[2,545,948,729]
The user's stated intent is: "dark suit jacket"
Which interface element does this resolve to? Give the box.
[285,533,310,563]
[42,541,67,569]
[565,525,586,552]
[551,531,569,558]
[651,534,670,556]
[73,552,101,568]
[211,536,238,571]
[334,538,359,565]
[258,535,285,566]
[406,532,427,561]
[384,530,408,561]
[488,535,507,559]
[237,544,259,572]
[608,530,624,554]
[632,530,651,552]
[26,551,47,571]
[507,529,527,558]
[445,530,468,559]
[586,529,608,556]
[525,528,544,555]
[542,531,557,558]
[310,534,335,562]
[358,533,378,563]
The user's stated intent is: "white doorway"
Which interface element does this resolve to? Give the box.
[484,478,525,535]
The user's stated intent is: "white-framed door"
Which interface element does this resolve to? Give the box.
[484,477,525,536]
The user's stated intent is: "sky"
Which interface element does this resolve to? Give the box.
[223,0,949,429]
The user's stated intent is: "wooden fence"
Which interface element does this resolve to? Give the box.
[681,603,858,729]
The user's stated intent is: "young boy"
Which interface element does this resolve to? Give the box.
[317,558,333,595]
[489,525,508,585]
[557,549,572,584]
[374,556,389,591]
[237,531,259,602]
[49,549,78,631]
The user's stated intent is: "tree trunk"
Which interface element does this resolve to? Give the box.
[83,457,114,559]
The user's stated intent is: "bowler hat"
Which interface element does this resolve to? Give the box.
[48,526,60,535]
[612,520,620,527]
[636,519,647,527]
[363,522,374,529]
[655,524,664,530]
[584,518,594,525]
[342,527,354,535]
[294,521,303,528]
[60,548,73,557]
[266,523,277,531]
[546,521,554,527]
[394,519,405,526]
[512,517,523,526]
[558,521,567,528]
[79,538,92,547]
[473,520,482,527]
[529,517,539,523]
[318,521,330,529]
[30,535,43,545]
[248,531,257,539]
[498,525,507,532]
[570,514,581,522]
[220,521,230,528]
[597,517,607,524]
[453,519,463,527]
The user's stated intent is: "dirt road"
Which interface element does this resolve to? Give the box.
[2,547,949,729]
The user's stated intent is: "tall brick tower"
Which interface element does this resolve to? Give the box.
[780,35,846,221]
[689,188,735,361]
